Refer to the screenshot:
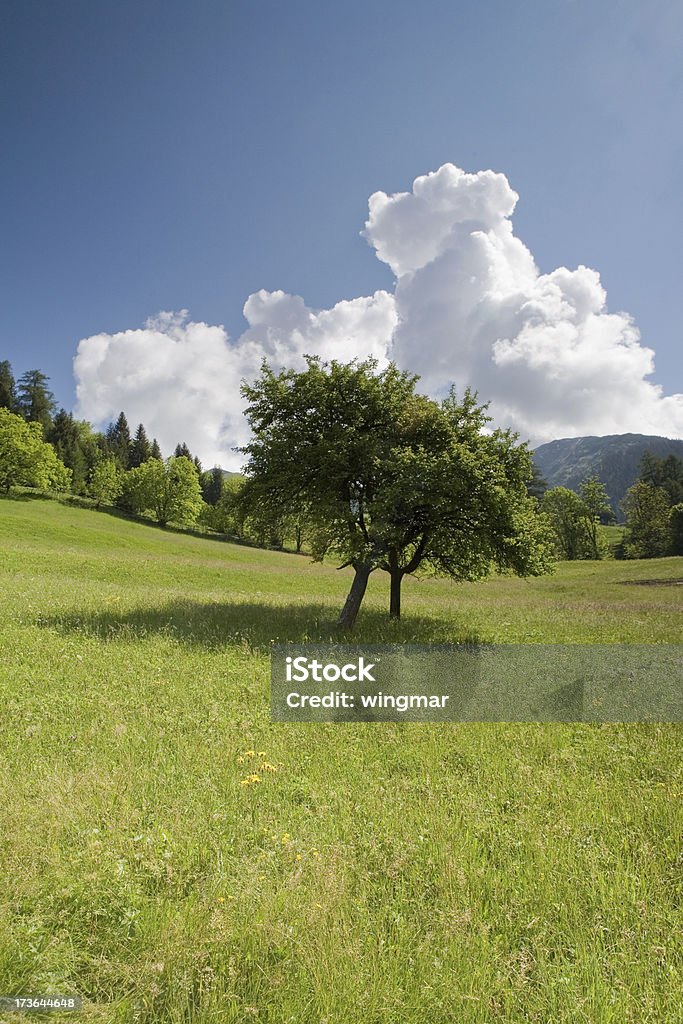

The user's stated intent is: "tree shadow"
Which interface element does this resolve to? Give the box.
[39,599,481,653]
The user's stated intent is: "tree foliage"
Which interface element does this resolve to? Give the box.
[241,357,552,627]
[122,456,203,527]
[17,370,56,431]
[0,408,71,493]
[622,481,673,558]
[87,456,123,507]
[0,360,18,412]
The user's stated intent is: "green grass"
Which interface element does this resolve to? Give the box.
[0,497,682,1023]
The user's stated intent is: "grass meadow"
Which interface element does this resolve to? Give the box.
[0,496,682,1023]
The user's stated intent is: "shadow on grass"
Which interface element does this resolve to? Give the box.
[40,598,480,653]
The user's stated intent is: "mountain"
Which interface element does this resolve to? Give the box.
[533,433,683,518]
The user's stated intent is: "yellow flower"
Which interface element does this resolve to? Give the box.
[257,751,267,756]
[258,874,266,880]
[311,849,320,858]
[260,762,277,773]
[281,833,291,844]
[243,750,255,758]
[236,756,245,764]
[295,854,302,861]
[239,774,261,786]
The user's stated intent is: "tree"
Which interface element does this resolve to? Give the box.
[48,409,89,493]
[669,504,683,556]
[526,460,547,501]
[129,423,152,468]
[201,466,225,506]
[0,408,71,493]
[122,455,203,527]
[640,451,683,506]
[106,412,131,469]
[578,476,612,559]
[0,361,18,412]
[240,357,552,628]
[150,438,163,460]
[16,370,56,431]
[87,456,122,507]
[622,481,671,558]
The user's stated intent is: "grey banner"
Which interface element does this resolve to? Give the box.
[271,644,683,722]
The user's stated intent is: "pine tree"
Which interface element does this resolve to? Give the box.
[47,409,88,492]
[150,438,162,460]
[106,412,131,469]
[129,422,152,468]
[0,361,18,412]
[17,370,56,432]
[174,441,192,459]
[201,466,224,506]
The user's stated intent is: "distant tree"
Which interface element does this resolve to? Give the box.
[669,504,683,556]
[122,455,203,527]
[48,409,89,493]
[106,412,131,470]
[526,460,547,500]
[578,476,612,559]
[129,423,152,468]
[174,441,192,459]
[201,466,225,506]
[639,451,683,506]
[0,408,71,492]
[622,481,672,558]
[541,487,593,560]
[240,357,552,627]
[16,370,56,431]
[87,456,122,507]
[541,478,611,560]
[150,438,163,460]
[0,361,18,412]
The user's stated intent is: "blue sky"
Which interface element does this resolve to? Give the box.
[1,0,682,459]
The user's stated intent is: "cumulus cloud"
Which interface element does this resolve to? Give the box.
[365,163,683,442]
[74,162,683,464]
[74,292,396,469]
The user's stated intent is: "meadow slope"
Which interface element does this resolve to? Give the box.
[0,497,681,1023]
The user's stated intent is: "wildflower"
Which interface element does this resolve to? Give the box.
[236,756,245,765]
[260,762,277,773]
[243,750,255,758]
[257,751,267,756]
[311,849,320,858]
[239,774,261,787]
[281,833,291,844]
[296,854,302,861]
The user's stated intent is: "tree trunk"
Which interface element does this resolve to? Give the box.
[336,563,372,630]
[389,569,403,619]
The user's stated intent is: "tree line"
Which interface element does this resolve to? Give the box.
[533,454,683,559]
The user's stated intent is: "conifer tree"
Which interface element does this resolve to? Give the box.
[0,361,18,412]
[106,412,131,469]
[129,422,152,468]
[17,370,56,432]
[150,438,162,460]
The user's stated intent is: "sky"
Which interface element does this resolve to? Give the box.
[1,0,682,467]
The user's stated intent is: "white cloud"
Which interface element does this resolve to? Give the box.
[365,164,683,443]
[73,163,683,463]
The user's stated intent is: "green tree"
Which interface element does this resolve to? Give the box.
[150,438,163,460]
[622,481,672,558]
[201,467,225,506]
[129,423,152,468]
[240,357,552,628]
[0,408,71,492]
[87,456,122,507]
[106,412,132,470]
[48,409,89,493]
[122,456,203,527]
[0,361,18,412]
[17,370,56,431]
[669,504,683,556]
[578,476,612,559]
[640,451,683,506]
[526,460,547,500]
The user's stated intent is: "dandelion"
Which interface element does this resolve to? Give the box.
[236,756,245,765]
[257,751,267,757]
[239,774,261,787]
[260,762,278,773]
[281,833,291,844]
[243,750,256,758]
